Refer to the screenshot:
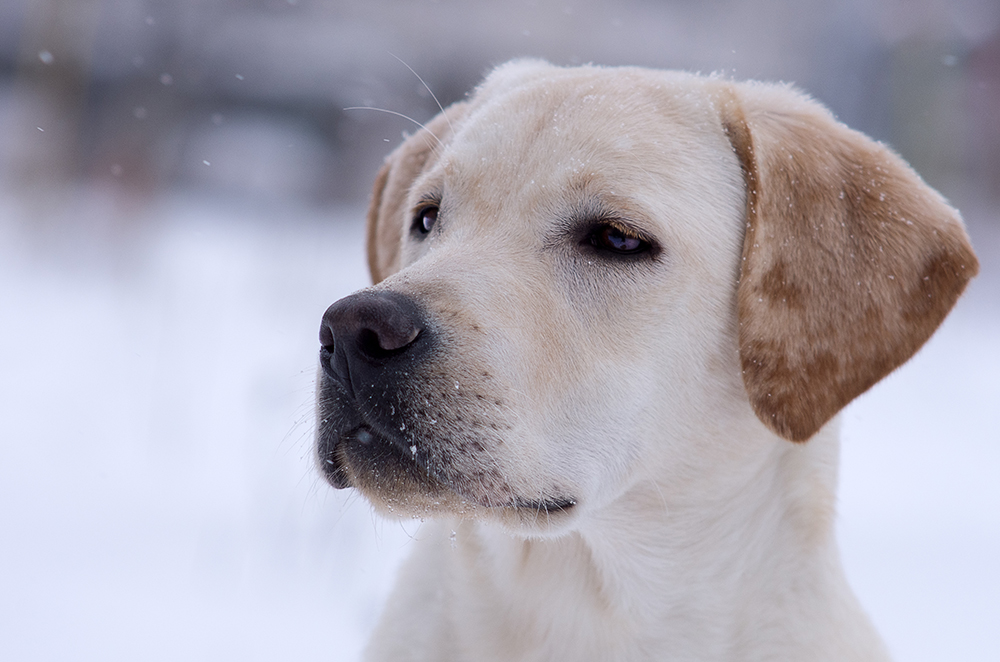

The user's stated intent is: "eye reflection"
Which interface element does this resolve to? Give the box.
[589,224,649,254]
[413,206,438,235]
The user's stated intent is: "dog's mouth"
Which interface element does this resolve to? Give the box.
[316,425,374,490]
[317,412,578,517]
[509,496,578,514]
[317,420,446,495]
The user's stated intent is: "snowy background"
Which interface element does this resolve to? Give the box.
[1,1,998,660]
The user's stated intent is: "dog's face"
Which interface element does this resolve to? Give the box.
[316,61,977,533]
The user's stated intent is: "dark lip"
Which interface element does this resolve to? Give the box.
[319,421,410,484]
[508,497,578,514]
[317,369,443,484]
[316,425,360,489]
[320,411,448,494]
[316,372,404,466]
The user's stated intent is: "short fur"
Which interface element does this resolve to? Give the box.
[316,60,978,661]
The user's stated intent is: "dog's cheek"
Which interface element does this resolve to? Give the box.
[461,330,654,508]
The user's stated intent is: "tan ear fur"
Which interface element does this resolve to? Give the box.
[365,103,469,283]
[365,160,392,283]
[719,83,979,442]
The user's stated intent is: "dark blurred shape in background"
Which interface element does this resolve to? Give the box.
[1,0,997,210]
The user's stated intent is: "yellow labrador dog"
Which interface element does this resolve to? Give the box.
[316,60,978,661]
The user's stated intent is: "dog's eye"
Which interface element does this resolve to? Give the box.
[588,224,650,255]
[412,206,438,235]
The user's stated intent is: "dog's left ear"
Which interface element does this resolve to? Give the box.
[717,83,978,442]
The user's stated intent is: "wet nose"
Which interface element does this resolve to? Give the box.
[319,291,424,392]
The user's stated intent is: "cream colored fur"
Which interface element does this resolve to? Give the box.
[337,60,978,661]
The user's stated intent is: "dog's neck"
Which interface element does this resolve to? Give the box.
[439,424,890,661]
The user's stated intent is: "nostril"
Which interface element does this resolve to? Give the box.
[357,329,381,358]
[358,326,420,359]
[373,321,420,352]
[319,321,335,350]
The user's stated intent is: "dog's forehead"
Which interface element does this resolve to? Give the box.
[424,68,726,197]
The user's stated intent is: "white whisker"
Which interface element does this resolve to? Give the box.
[389,52,455,138]
[343,106,444,148]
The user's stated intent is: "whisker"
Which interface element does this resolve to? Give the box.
[388,52,455,138]
[343,106,444,149]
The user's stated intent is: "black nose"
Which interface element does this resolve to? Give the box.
[319,291,425,395]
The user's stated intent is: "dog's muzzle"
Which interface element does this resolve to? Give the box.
[316,290,430,488]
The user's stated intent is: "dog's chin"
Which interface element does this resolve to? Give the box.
[318,421,466,513]
[316,399,579,532]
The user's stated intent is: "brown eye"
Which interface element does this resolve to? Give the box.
[413,206,438,235]
[589,224,649,254]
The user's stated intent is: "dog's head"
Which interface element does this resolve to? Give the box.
[316,61,977,533]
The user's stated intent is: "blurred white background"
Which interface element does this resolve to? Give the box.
[1,1,997,660]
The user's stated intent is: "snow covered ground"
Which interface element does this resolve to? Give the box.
[1,189,997,661]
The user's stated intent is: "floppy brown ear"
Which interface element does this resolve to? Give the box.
[718,83,979,442]
[365,102,469,283]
